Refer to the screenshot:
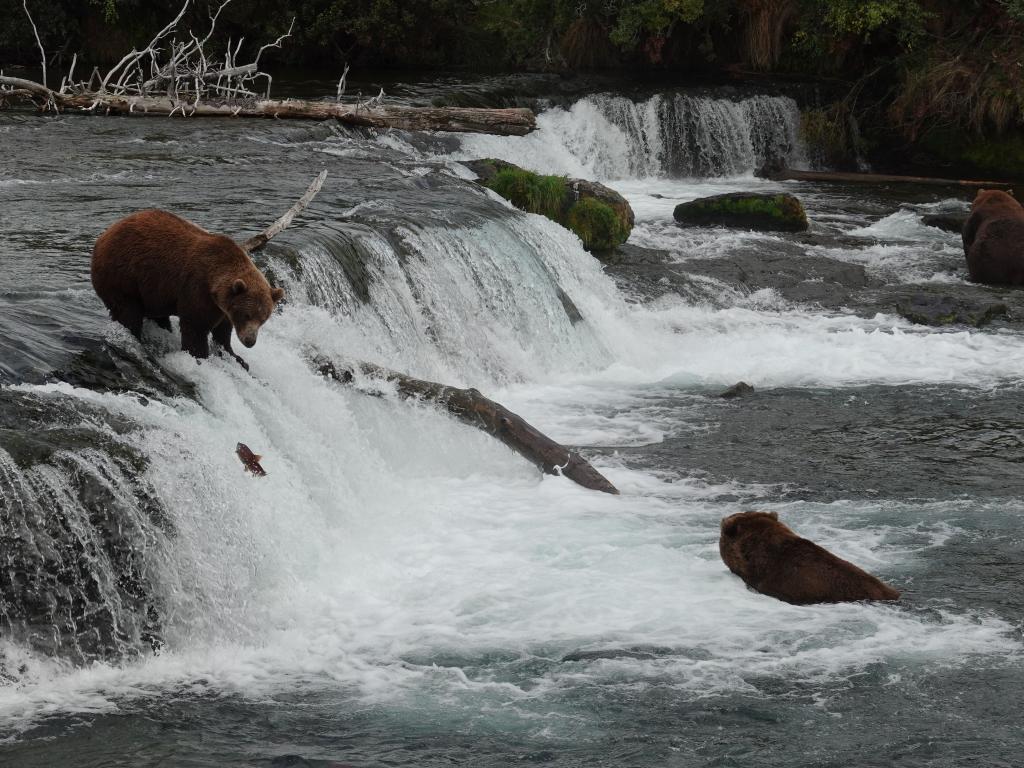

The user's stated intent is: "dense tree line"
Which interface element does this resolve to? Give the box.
[3,1,1024,149]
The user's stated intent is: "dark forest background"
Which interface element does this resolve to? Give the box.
[3,1,1024,175]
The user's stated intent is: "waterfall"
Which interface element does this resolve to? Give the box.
[0,194,629,670]
[3,93,1022,743]
[458,91,807,180]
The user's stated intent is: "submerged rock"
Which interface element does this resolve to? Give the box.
[896,294,1008,327]
[465,158,634,251]
[718,382,755,399]
[673,192,809,232]
[921,212,968,234]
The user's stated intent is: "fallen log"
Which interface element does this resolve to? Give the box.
[769,168,1013,189]
[314,357,619,495]
[0,80,537,136]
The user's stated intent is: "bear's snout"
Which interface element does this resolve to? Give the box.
[237,324,260,348]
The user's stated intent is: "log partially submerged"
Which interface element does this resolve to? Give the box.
[0,83,536,135]
[770,168,1013,189]
[314,357,619,495]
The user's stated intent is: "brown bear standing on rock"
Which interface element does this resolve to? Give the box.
[719,511,900,605]
[962,189,1024,285]
[91,210,284,369]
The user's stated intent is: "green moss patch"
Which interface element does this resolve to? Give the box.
[477,161,633,251]
[486,168,568,221]
[565,197,632,251]
[673,192,808,232]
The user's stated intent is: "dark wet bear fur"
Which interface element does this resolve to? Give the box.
[719,511,900,605]
[962,189,1024,285]
[92,210,284,367]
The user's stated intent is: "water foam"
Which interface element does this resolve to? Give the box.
[456,92,806,180]
[2,97,1022,744]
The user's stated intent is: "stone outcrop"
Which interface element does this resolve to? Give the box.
[465,159,634,251]
[673,192,809,232]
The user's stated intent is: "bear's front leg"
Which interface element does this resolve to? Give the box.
[111,302,145,340]
[179,319,211,360]
[211,318,250,371]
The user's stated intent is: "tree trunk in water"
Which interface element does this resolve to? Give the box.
[314,357,620,495]
[0,81,536,136]
[769,168,1012,189]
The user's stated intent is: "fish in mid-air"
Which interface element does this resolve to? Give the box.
[236,442,267,477]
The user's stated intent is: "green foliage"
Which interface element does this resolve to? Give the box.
[607,0,706,47]
[565,197,632,251]
[485,167,568,220]
[800,105,868,167]
[1004,0,1024,21]
[91,0,119,23]
[814,0,920,38]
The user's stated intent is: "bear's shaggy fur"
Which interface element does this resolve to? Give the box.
[91,210,284,367]
[719,511,900,605]
[962,189,1024,285]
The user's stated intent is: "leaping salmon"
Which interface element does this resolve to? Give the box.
[236,442,267,477]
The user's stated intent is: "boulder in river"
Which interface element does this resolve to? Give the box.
[466,158,634,252]
[921,212,968,234]
[673,192,809,232]
[895,294,1008,327]
[718,382,755,399]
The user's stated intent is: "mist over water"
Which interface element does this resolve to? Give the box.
[1,87,1023,766]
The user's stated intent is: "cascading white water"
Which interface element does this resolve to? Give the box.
[456,92,807,179]
[3,94,1024,748]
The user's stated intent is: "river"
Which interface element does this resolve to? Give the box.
[1,78,1022,767]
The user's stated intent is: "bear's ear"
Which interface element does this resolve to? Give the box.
[231,279,247,295]
[722,517,741,537]
[766,511,779,520]
[271,287,285,303]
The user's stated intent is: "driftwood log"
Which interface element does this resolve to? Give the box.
[770,168,1013,189]
[0,82,536,135]
[314,357,619,495]
[1,0,536,136]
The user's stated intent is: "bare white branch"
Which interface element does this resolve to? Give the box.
[98,0,192,95]
[21,0,47,90]
[336,63,350,102]
[241,170,328,253]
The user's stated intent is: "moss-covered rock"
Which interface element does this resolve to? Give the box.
[673,192,809,232]
[895,294,1008,327]
[465,159,634,252]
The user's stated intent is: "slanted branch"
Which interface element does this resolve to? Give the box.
[242,169,327,253]
[314,357,620,495]
[0,0,536,136]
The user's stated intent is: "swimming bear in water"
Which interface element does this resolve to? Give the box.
[719,511,900,605]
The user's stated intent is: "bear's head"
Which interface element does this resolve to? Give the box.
[214,271,285,348]
[971,188,1018,211]
[719,511,790,578]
